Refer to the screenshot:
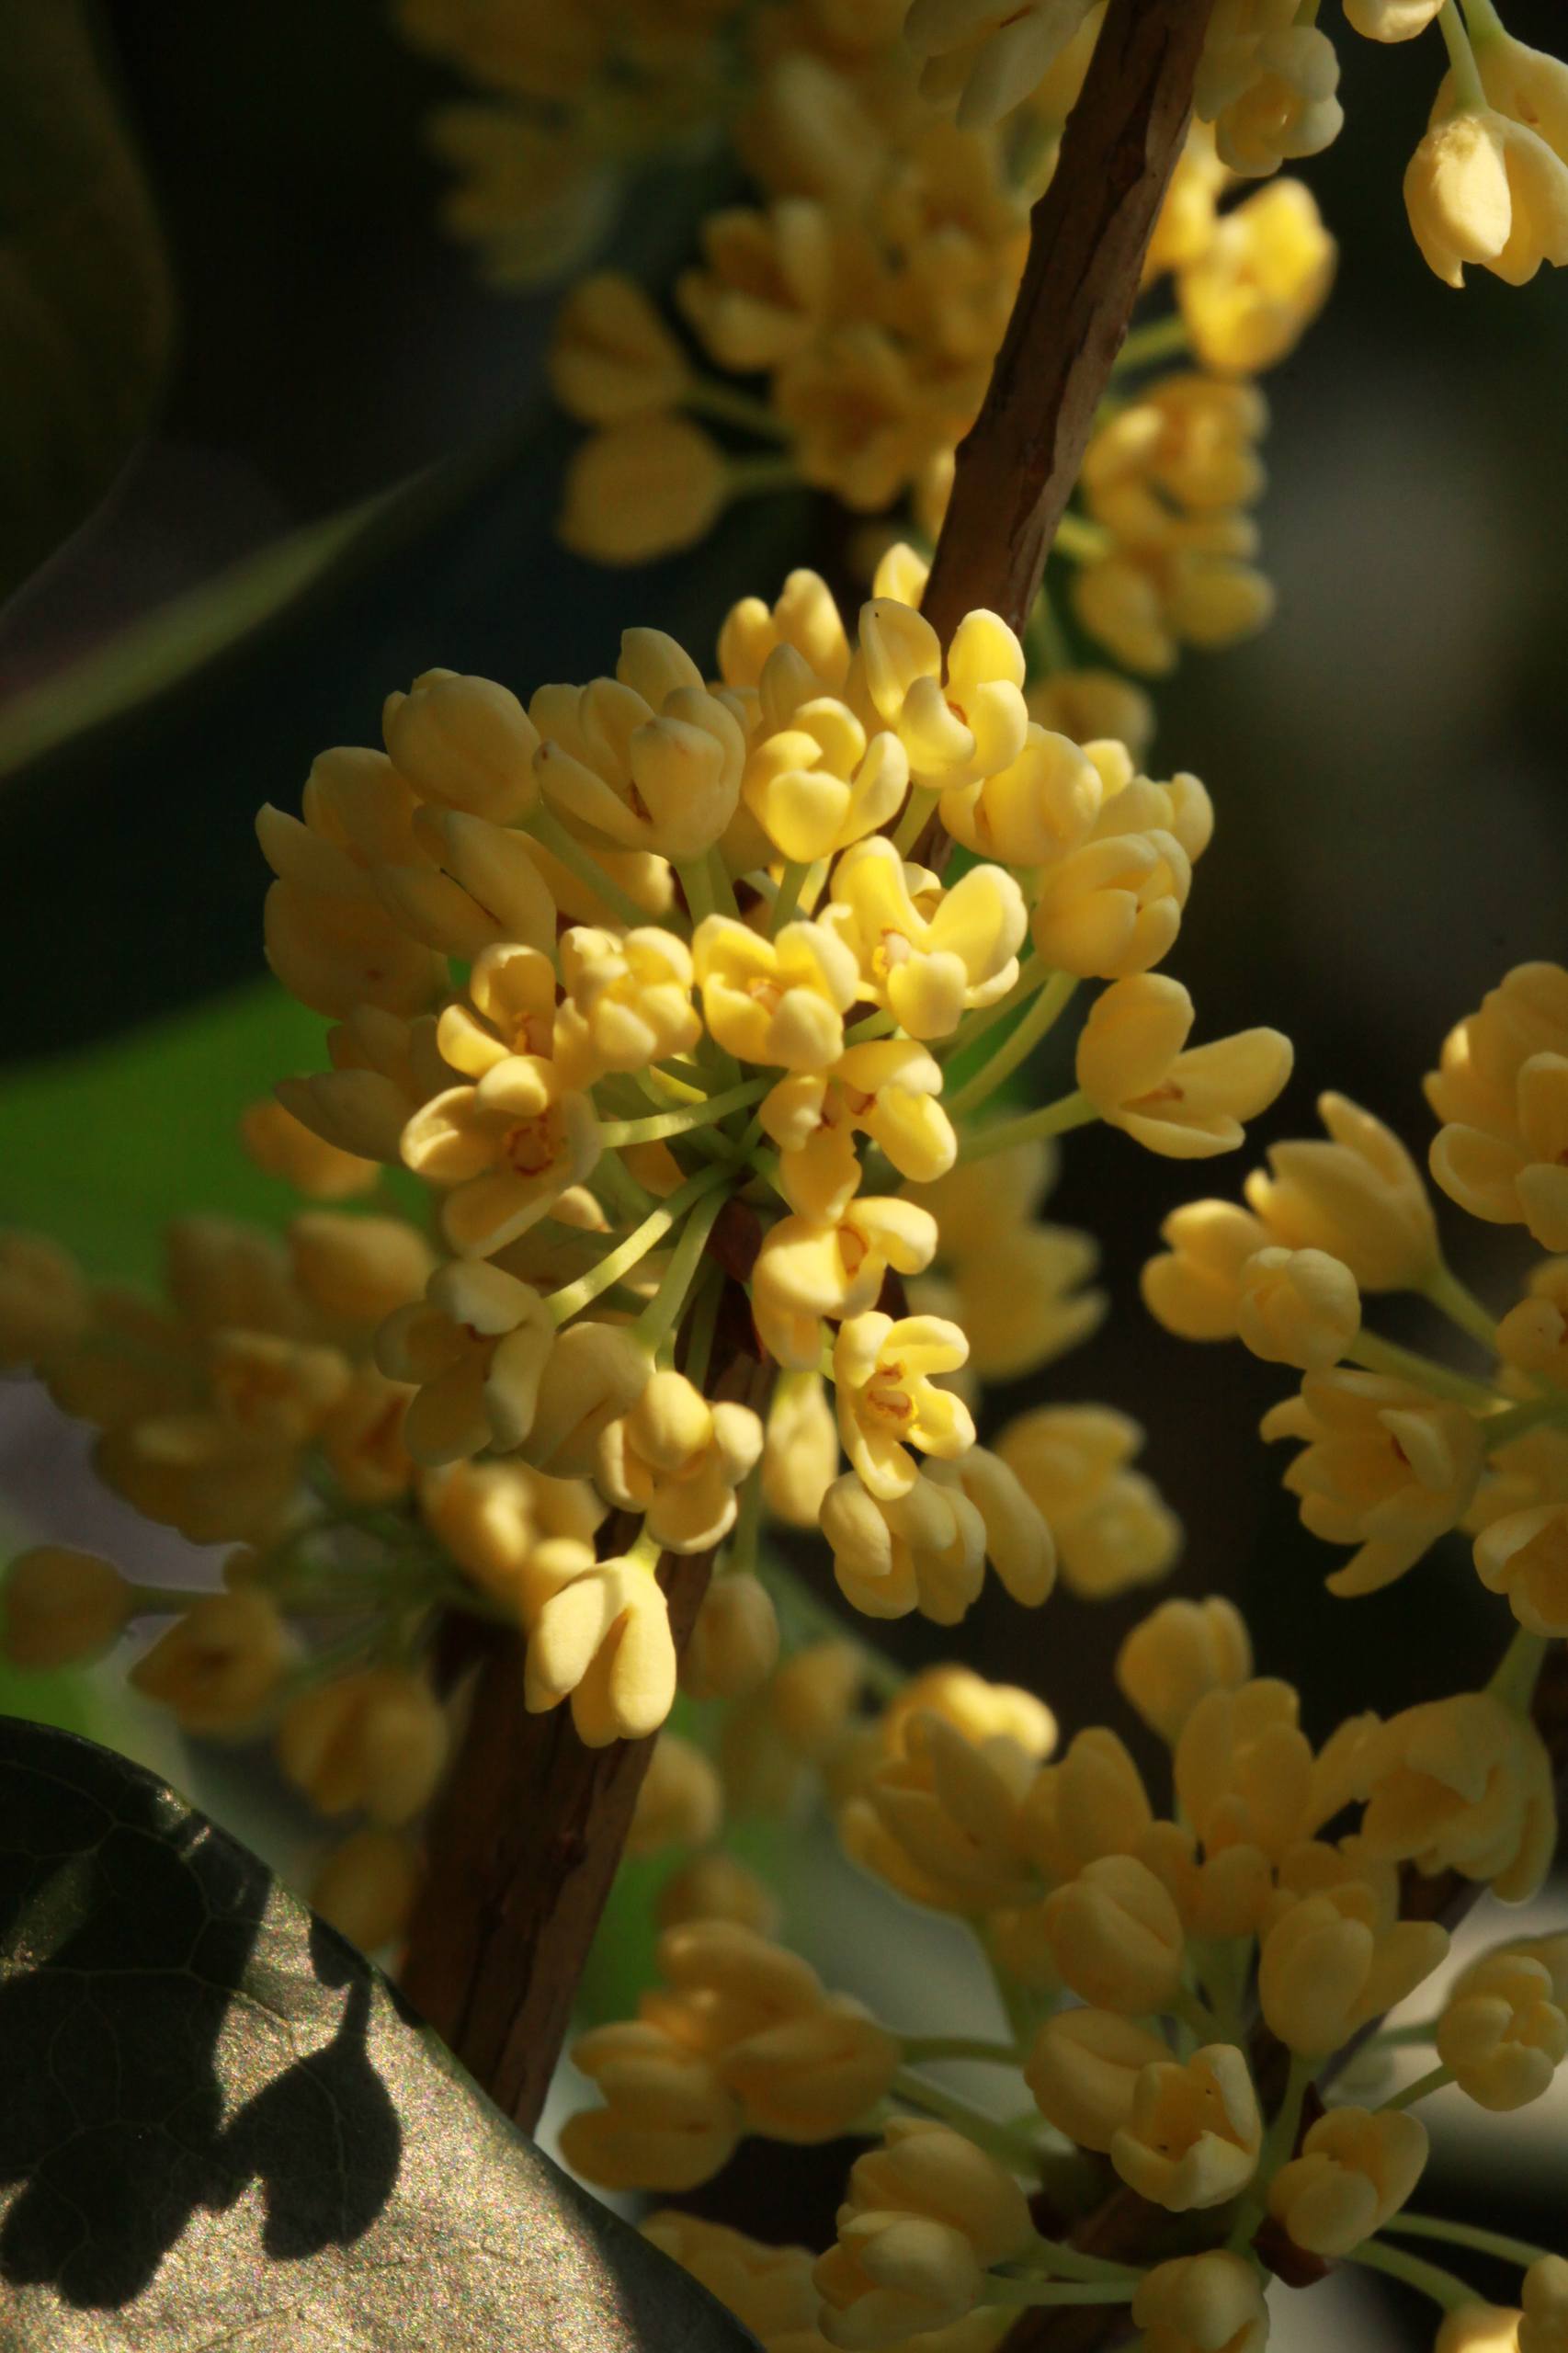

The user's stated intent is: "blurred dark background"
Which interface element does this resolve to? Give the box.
[0,3,1563,2325]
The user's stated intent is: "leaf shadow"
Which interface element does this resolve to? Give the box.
[0,1721,402,2309]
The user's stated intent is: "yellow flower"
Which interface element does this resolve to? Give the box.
[1025,2007,1172,2153]
[288,1211,435,1330]
[559,415,729,563]
[382,665,540,824]
[561,2020,740,2190]
[375,1258,553,1462]
[1437,1950,1568,2111]
[995,1403,1181,1597]
[655,1853,782,1937]
[1523,2256,1568,2353]
[1076,973,1293,1157]
[762,1368,841,1525]
[1258,1886,1448,2054]
[549,270,689,421]
[278,1665,449,1824]
[753,1197,939,1370]
[1427,963,1568,1133]
[2,1546,133,1669]
[678,197,840,373]
[719,566,853,699]
[840,1708,1037,1913]
[744,700,910,865]
[517,1319,653,1474]
[1262,1369,1483,1596]
[1445,33,1568,162]
[1072,509,1275,677]
[311,1827,420,1953]
[818,2116,1032,2350]
[129,1589,292,1734]
[1234,1244,1359,1370]
[939,720,1102,867]
[1406,110,1568,289]
[858,598,1028,789]
[1030,824,1191,980]
[719,2000,900,2144]
[1345,0,1443,34]
[523,1551,676,1744]
[1474,1482,1568,1637]
[692,912,860,1070]
[1496,1257,1568,1385]
[401,1053,600,1257]
[1130,2253,1269,2353]
[1177,177,1336,374]
[1141,1199,1272,1339]
[1109,2043,1262,2211]
[1145,119,1231,282]
[1176,1677,1373,1861]
[1115,1595,1253,1745]
[1356,1691,1557,1902]
[1208,25,1342,178]
[1026,670,1155,765]
[597,1371,765,1553]
[1267,2104,1429,2256]
[1042,1852,1187,2013]
[1436,2308,1526,2353]
[1245,1090,1439,1290]
[824,841,1026,1041]
[626,1732,724,1859]
[681,1573,780,1700]
[533,631,745,856]
[775,324,946,514]
[821,1466,987,1624]
[1022,1723,1154,1881]
[903,0,1099,130]
[1432,1051,1568,1249]
[882,1664,1058,1761]
[372,804,557,961]
[239,1099,379,1201]
[834,1310,975,1500]
[276,1005,455,1165]
[763,1040,956,1221]
[642,2212,818,2341]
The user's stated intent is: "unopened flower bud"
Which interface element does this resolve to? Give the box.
[278,1665,448,1824]
[1042,1852,1187,2012]
[1116,1595,1253,1745]
[1437,1951,1568,2110]
[2,1545,134,1668]
[311,1827,420,1953]
[1131,2253,1269,2353]
[382,668,539,824]
[129,1589,290,1733]
[1025,2006,1171,2151]
[626,1733,724,1860]
[681,1574,780,1701]
[1267,2104,1429,2255]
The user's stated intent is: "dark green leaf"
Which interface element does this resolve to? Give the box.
[0,4,175,599]
[0,1715,759,2352]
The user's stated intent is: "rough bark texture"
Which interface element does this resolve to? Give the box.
[401,1291,764,2128]
[920,0,1217,646]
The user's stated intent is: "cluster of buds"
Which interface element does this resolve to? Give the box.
[564,1620,1562,2350]
[1,546,1291,1947]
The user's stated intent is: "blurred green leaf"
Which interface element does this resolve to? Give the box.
[0,3,175,599]
[0,1716,758,2351]
[0,983,399,1281]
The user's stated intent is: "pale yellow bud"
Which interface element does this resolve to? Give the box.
[1522,2257,1568,2353]
[1263,1370,1483,1597]
[1406,109,1568,289]
[1437,2309,1526,2353]
[1116,1595,1253,1744]
[681,1574,781,1701]
[278,1665,448,1824]
[561,2021,740,2190]
[1027,671,1155,765]
[656,1852,782,1938]
[1023,1724,1153,1880]
[762,1369,841,1525]
[522,1321,651,1477]
[2,1546,133,1668]
[1267,2104,1429,2255]
[382,667,539,824]
[130,1588,291,1733]
[883,1665,1057,1762]
[814,2217,983,2350]
[560,416,728,564]
[1234,1245,1360,1370]
[1345,0,1442,35]
[1076,973,1292,1158]
[836,2113,1033,2262]
[1178,177,1336,375]
[1258,1890,1448,2054]
[771,1639,864,1758]
[239,1099,379,1201]
[1131,2253,1269,2353]
[1358,1691,1557,1903]
[626,1733,724,1860]
[289,1212,435,1327]
[721,2001,899,2142]
[1042,1852,1187,2012]
[1024,2006,1171,2151]
[1110,2043,1262,2211]
[1141,1198,1272,1339]
[1244,1093,1438,1290]
[524,1555,676,1745]
[822,1468,986,1626]
[1437,1951,1568,2110]
[549,272,688,422]
[311,1826,420,1953]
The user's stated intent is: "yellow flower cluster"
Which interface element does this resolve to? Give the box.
[1,551,1290,1948]
[564,1609,1562,2347]
[1142,960,1568,1660]
[506,3,1338,665]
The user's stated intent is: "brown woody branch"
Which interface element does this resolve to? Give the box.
[403,0,1215,2136]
